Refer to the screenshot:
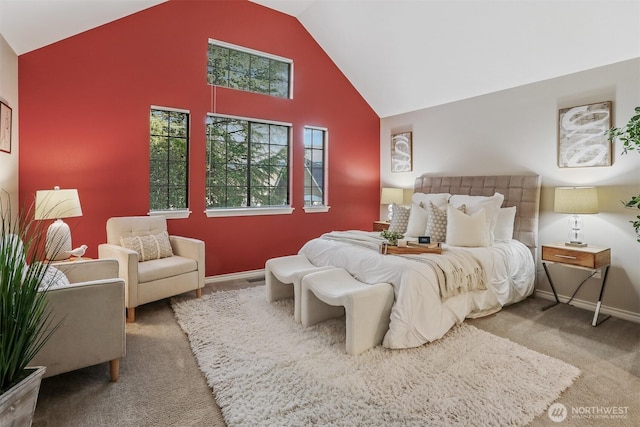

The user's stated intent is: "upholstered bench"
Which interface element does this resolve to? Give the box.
[301,268,394,355]
[265,254,334,323]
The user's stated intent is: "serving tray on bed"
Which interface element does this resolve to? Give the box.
[382,242,442,255]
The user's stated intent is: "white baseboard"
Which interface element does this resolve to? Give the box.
[205,269,265,284]
[535,289,640,324]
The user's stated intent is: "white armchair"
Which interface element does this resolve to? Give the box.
[29,259,126,381]
[98,216,205,323]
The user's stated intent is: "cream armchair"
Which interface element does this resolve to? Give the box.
[98,216,205,323]
[30,259,126,381]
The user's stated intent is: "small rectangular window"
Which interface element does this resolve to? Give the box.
[304,126,327,207]
[207,39,293,99]
[149,107,189,212]
[206,114,291,209]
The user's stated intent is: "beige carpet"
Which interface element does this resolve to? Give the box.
[172,286,581,426]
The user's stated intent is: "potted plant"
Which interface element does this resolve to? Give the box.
[609,106,640,242]
[0,194,60,425]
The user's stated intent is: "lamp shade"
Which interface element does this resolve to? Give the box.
[554,187,599,214]
[380,187,404,205]
[35,187,83,220]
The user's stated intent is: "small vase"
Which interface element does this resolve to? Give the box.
[0,366,46,427]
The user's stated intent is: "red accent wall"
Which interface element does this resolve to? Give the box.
[18,0,380,276]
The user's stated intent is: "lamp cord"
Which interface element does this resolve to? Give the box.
[566,269,599,304]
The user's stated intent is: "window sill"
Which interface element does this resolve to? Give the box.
[303,205,331,213]
[148,210,192,219]
[205,207,294,218]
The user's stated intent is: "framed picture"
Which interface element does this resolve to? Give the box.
[391,131,412,172]
[558,101,612,168]
[0,101,12,154]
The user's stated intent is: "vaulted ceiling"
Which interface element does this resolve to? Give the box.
[1,0,639,117]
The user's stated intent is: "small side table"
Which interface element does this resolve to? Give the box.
[541,243,611,326]
[373,221,390,232]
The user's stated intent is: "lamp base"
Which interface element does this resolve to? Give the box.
[565,241,588,247]
[46,219,72,261]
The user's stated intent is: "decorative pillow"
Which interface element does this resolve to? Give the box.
[446,206,490,247]
[120,231,174,262]
[388,204,410,233]
[39,265,71,290]
[426,202,466,243]
[494,206,517,242]
[404,203,429,237]
[449,192,504,242]
[411,192,451,209]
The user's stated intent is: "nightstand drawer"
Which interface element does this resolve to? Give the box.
[373,221,390,231]
[542,245,611,269]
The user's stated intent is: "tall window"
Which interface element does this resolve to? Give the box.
[206,114,290,209]
[304,127,327,207]
[207,39,293,99]
[149,107,189,211]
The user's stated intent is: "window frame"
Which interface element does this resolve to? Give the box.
[303,125,330,213]
[148,105,191,219]
[204,112,294,218]
[207,38,294,100]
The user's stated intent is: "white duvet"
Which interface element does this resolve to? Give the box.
[298,232,535,349]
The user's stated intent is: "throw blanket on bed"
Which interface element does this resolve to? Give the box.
[321,230,387,252]
[400,252,487,299]
[320,231,486,299]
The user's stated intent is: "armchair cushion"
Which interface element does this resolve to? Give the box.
[120,231,173,261]
[137,255,197,283]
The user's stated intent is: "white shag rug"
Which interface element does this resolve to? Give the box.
[172,286,580,426]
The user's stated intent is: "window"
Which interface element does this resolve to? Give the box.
[205,114,290,211]
[303,126,328,210]
[149,107,189,214]
[207,39,293,99]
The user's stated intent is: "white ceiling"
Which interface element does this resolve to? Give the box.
[1,0,639,118]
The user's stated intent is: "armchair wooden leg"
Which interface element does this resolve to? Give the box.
[196,288,202,298]
[110,359,120,382]
[126,307,135,323]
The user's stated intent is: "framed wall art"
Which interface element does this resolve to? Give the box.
[0,101,11,154]
[391,131,412,172]
[558,101,612,168]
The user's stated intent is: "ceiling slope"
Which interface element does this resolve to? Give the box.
[1,0,639,117]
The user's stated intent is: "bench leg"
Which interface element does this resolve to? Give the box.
[344,284,394,356]
[265,271,294,303]
[301,280,344,327]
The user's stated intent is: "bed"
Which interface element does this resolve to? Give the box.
[298,174,541,349]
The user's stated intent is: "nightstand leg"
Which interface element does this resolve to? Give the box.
[541,262,560,311]
[592,266,611,327]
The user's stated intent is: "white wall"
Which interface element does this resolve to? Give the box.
[381,59,640,317]
[0,32,19,209]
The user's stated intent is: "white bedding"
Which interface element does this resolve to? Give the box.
[298,232,535,349]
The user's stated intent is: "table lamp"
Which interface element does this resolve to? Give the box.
[554,186,598,247]
[380,187,404,221]
[35,187,83,260]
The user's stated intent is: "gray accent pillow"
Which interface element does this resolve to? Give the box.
[388,204,410,234]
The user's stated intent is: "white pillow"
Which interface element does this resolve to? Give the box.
[449,192,504,242]
[411,192,451,209]
[405,203,429,237]
[39,265,71,290]
[426,202,466,243]
[494,206,517,242]
[446,205,490,247]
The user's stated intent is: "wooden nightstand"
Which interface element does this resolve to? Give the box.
[373,221,390,232]
[541,243,611,326]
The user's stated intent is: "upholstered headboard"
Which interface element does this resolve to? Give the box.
[413,174,541,253]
